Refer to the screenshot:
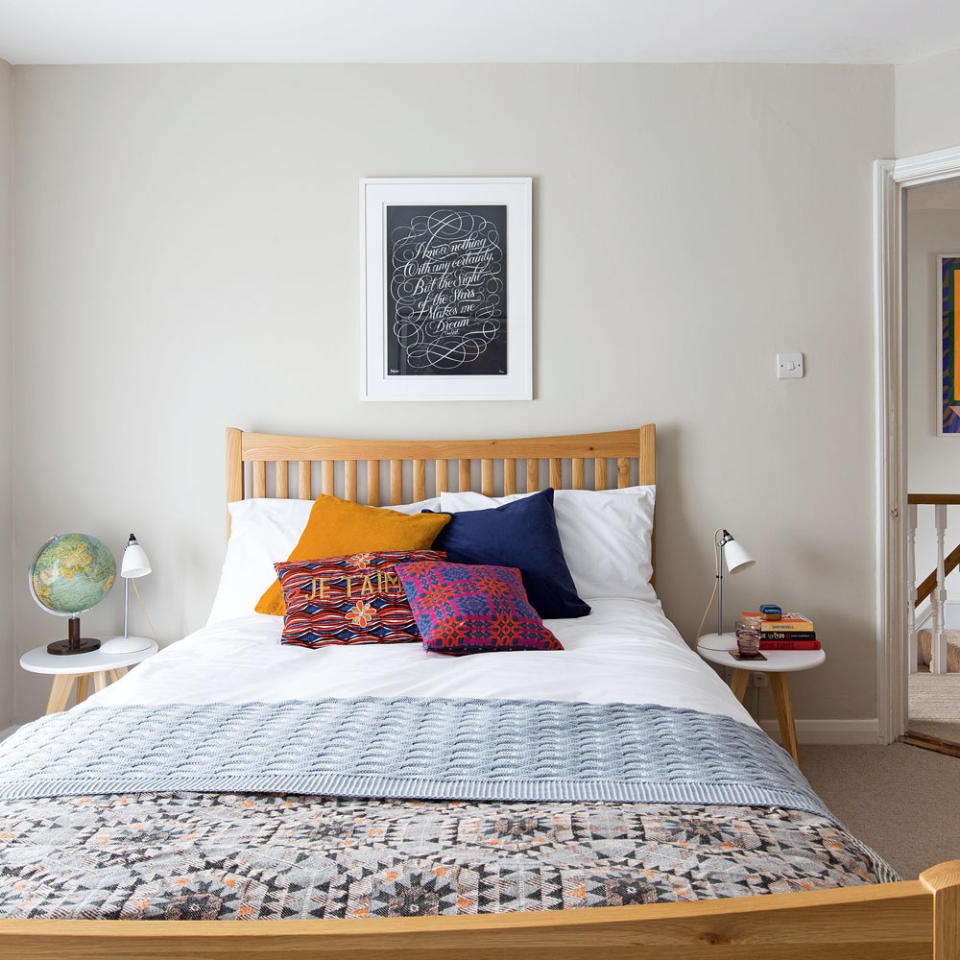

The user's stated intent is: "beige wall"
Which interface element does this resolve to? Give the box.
[0,59,12,730]
[906,184,960,602]
[896,46,960,156]
[11,63,892,727]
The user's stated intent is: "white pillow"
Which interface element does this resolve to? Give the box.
[439,487,656,602]
[207,496,441,624]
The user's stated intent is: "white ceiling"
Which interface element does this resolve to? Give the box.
[0,0,959,66]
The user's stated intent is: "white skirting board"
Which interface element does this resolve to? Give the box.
[759,718,880,745]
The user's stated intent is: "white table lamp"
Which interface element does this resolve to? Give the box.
[697,528,755,644]
[103,534,155,654]
[715,529,754,636]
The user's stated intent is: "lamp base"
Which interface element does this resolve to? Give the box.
[101,635,153,655]
[697,632,737,652]
[46,616,101,655]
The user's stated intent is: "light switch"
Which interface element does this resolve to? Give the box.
[776,353,804,379]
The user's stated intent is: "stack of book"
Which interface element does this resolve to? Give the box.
[737,611,819,650]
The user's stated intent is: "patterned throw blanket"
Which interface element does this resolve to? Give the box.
[0,697,830,815]
[0,795,896,920]
[0,697,898,920]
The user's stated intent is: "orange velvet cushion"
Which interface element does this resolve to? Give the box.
[254,495,451,616]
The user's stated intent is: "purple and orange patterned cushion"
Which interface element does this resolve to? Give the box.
[274,550,445,648]
[393,560,563,655]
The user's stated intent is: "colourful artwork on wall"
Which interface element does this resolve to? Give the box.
[940,255,960,435]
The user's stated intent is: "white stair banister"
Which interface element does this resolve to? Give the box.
[907,502,918,674]
[934,503,948,675]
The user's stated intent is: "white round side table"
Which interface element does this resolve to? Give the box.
[20,637,158,715]
[697,632,826,765]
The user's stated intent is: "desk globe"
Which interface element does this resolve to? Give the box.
[29,534,116,655]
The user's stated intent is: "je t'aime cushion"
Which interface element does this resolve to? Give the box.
[275,550,446,648]
[393,561,563,655]
[255,495,451,616]
[426,488,590,620]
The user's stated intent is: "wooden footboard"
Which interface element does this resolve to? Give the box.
[0,862,955,960]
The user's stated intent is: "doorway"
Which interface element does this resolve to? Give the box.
[901,180,960,753]
[875,148,960,750]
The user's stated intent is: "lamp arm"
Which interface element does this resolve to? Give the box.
[717,544,724,638]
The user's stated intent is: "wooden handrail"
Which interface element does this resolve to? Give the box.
[908,494,960,505]
[916,540,960,607]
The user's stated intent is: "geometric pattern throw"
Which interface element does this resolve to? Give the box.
[0,793,898,920]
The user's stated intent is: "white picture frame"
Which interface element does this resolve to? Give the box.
[361,177,532,401]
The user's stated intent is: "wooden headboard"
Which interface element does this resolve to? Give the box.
[225,425,655,555]
[226,425,654,511]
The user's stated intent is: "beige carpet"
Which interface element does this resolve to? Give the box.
[908,672,960,742]
[801,743,960,880]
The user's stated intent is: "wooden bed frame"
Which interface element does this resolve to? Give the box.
[0,425,956,959]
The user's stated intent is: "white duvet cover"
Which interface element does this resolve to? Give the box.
[86,599,756,729]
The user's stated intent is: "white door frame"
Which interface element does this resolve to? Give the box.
[875,145,960,743]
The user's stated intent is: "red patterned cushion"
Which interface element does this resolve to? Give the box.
[275,550,445,648]
[392,561,563,655]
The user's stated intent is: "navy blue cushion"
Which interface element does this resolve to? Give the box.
[426,489,590,619]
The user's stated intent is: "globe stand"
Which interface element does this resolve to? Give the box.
[47,617,101,656]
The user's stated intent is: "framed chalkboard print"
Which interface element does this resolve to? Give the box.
[362,177,532,401]
[939,254,960,435]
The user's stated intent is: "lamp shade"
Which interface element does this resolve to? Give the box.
[722,536,754,573]
[120,538,151,579]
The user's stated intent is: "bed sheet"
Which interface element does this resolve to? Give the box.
[85,599,756,728]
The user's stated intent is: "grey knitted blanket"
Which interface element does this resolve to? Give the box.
[0,697,832,818]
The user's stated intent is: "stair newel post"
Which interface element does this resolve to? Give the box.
[934,504,949,675]
[907,502,918,674]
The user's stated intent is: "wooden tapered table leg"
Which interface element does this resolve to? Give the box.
[45,675,75,714]
[108,667,128,683]
[93,672,108,692]
[770,672,800,765]
[698,637,824,770]
[74,675,89,704]
[730,668,750,702]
